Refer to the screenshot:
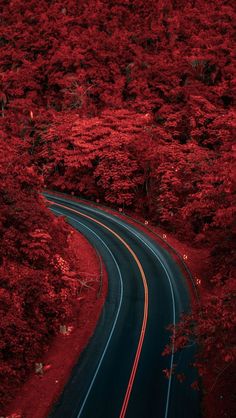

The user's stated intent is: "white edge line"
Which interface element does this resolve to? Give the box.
[113,214,176,418]
[51,207,124,418]
[120,226,176,418]
[50,196,177,418]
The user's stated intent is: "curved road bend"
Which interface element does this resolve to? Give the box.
[45,193,200,418]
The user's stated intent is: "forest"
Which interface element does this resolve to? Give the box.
[0,0,235,417]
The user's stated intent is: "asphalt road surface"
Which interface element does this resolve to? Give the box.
[45,192,200,418]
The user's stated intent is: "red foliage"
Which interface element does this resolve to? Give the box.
[164,278,236,416]
[39,109,147,204]
[0,0,235,416]
[3,228,107,418]
[0,139,82,410]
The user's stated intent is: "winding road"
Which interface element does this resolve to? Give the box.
[45,193,200,418]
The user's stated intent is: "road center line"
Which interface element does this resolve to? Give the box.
[50,207,124,418]
[60,197,177,418]
[49,201,149,418]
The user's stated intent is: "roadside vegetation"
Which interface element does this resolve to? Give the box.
[0,1,235,416]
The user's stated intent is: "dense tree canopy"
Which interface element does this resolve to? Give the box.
[0,136,82,408]
[0,0,235,416]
